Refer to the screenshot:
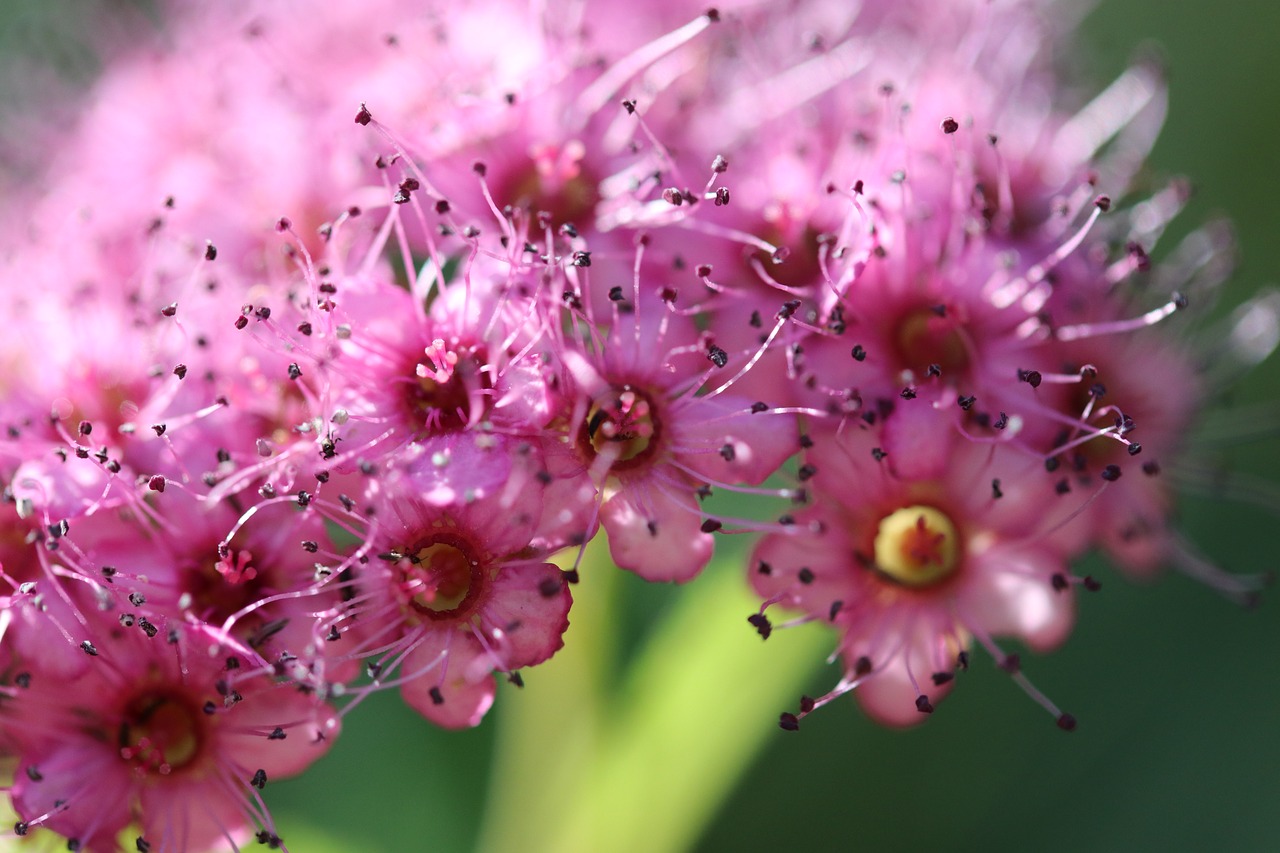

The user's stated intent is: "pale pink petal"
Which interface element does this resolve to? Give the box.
[957,546,1076,652]
[600,482,712,583]
[400,636,496,729]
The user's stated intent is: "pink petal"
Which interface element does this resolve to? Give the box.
[400,635,497,729]
[482,562,573,669]
[600,481,712,583]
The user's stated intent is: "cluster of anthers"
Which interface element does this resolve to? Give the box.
[0,0,1274,848]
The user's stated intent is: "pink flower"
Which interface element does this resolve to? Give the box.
[332,440,579,728]
[6,611,337,850]
[752,413,1082,728]
[559,297,798,582]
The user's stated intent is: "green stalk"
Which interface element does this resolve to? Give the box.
[479,545,830,853]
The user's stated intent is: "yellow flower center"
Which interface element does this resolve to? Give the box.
[873,505,961,587]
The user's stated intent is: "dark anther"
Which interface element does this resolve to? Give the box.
[756,560,772,576]
[662,187,684,206]
[621,99,637,115]
[204,241,218,261]
[941,116,959,134]
[25,765,42,782]
[719,443,736,462]
[1056,713,1078,732]
[429,686,444,705]
[747,613,772,639]
[538,576,563,598]
[297,321,313,336]
[779,712,800,731]
[714,187,730,206]
[608,286,625,302]
[161,302,178,317]
[15,822,29,837]
[301,540,319,553]
[296,490,312,508]
[1094,195,1111,212]
[472,161,487,177]
[900,387,917,400]
[926,363,942,378]
[128,592,146,607]
[1101,464,1122,482]
[268,727,286,740]
[999,653,1021,674]
[991,478,1003,499]
[137,838,152,852]
[80,641,98,656]
[851,344,867,361]
[778,299,801,319]
[1172,291,1189,310]
[139,619,158,638]
[1045,456,1060,472]
[1055,478,1071,495]
[707,345,729,368]
[798,463,817,481]
[828,600,843,621]
[705,8,721,22]
[326,626,340,641]
[234,315,249,330]
[1083,576,1102,592]
[354,104,373,125]
[958,395,976,410]
[1051,573,1069,592]
[797,567,815,585]
[250,769,268,790]
[993,412,1009,430]
[1019,369,1043,388]
[1126,443,1144,457]
[701,519,723,533]
[172,363,188,380]
[957,650,970,670]
[287,363,302,381]
[1089,382,1107,398]
[854,656,873,676]
[871,447,887,461]
[931,671,954,686]
[915,695,934,714]
[572,251,592,267]
[1142,460,1161,476]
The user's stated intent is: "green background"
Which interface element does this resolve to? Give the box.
[3,1,1278,851]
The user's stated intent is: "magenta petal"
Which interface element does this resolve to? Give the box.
[12,747,133,848]
[484,562,572,669]
[601,482,712,583]
[674,394,797,486]
[219,687,340,779]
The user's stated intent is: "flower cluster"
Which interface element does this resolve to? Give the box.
[0,0,1272,848]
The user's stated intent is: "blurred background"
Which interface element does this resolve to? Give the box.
[2,1,1277,850]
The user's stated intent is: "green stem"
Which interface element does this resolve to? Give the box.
[479,546,830,853]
